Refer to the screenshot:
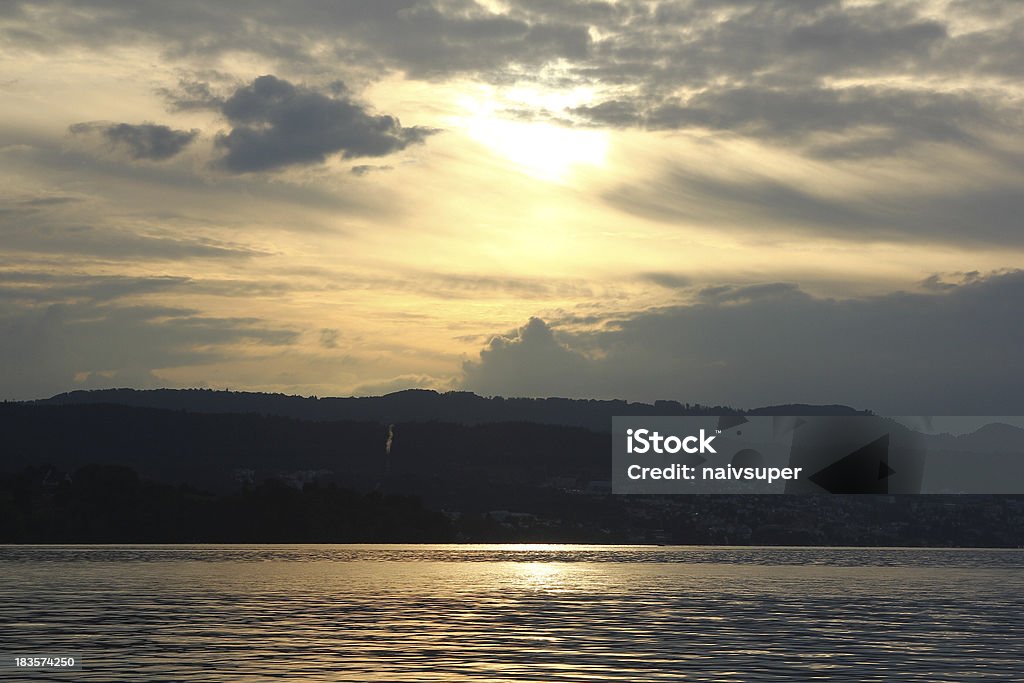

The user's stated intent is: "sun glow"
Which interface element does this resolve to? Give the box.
[457,98,609,182]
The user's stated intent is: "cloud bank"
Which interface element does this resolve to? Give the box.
[69,122,199,160]
[210,75,437,172]
[463,270,1024,414]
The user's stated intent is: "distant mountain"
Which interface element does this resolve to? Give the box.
[32,388,869,430]
[923,422,1024,453]
[952,423,1024,452]
[918,423,1024,495]
[747,403,872,417]
[0,402,609,497]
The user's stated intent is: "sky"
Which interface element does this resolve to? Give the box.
[1,0,1022,412]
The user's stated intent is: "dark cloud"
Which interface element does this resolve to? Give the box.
[551,0,951,91]
[0,271,190,304]
[0,301,299,400]
[935,5,1024,78]
[392,6,590,79]
[642,272,691,289]
[570,100,639,127]
[160,78,223,111]
[462,270,1024,414]
[2,1,1020,87]
[70,122,198,160]
[350,164,393,176]
[212,75,437,172]
[573,86,1011,160]
[319,328,340,349]
[648,86,986,142]
[0,271,294,307]
[555,2,1020,162]
[6,1,1024,165]
[784,11,947,59]
[0,221,264,261]
[605,163,1024,248]
[0,1,591,80]
[18,194,84,207]
[2,128,400,221]
[462,317,592,399]
[622,1,1010,84]
[697,282,804,303]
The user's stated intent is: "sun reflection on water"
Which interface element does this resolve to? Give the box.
[3,546,1023,682]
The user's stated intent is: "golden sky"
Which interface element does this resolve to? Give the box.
[2,1,1023,412]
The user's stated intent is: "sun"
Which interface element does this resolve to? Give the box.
[457,96,609,182]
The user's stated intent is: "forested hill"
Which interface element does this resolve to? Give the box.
[0,402,609,493]
[34,388,868,430]
[2,401,1022,547]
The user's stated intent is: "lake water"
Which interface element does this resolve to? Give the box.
[2,545,1023,681]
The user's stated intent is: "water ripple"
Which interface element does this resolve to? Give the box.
[3,545,1022,682]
